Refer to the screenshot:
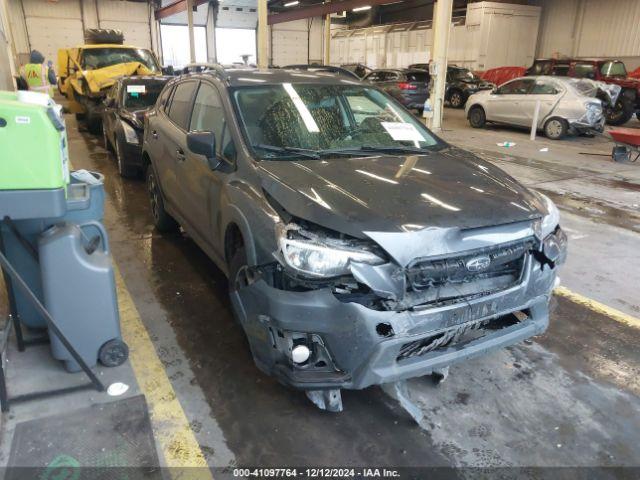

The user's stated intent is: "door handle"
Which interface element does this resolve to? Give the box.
[176,149,186,162]
[151,130,158,139]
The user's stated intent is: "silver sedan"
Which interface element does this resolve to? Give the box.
[465,76,609,139]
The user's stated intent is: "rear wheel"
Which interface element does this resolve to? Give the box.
[544,117,568,140]
[605,98,634,126]
[146,165,179,232]
[468,106,486,128]
[449,90,464,108]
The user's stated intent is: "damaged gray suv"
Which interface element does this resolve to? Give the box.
[143,68,567,412]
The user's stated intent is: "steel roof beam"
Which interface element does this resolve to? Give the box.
[268,0,402,25]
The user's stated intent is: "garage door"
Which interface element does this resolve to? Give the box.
[22,0,84,65]
[97,0,151,49]
[272,29,308,66]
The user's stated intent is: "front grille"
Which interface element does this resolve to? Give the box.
[398,239,535,309]
[396,311,527,362]
[407,239,533,291]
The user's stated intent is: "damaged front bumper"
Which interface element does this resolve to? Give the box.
[231,240,563,391]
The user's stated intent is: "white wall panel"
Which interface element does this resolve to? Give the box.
[537,0,640,69]
[8,0,156,68]
[97,0,151,49]
[271,19,309,66]
[328,2,540,71]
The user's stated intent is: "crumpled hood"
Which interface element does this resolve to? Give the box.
[72,62,157,94]
[259,146,544,239]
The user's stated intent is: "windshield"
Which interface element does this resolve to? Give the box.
[81,48,160,71]
[232,84,440,160]
[600,61,627,77]
[123,83,165,109]
[450,68,479,81]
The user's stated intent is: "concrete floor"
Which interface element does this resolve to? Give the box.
[1,107,639,471]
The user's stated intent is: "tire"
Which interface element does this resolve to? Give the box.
[114,136,138,178]
[98,339,129,367]
[84,28,124,45]
[146,165,179,232]
[605,98,633,126]
[228,246,253,325]
[449,90,465,109]
[86,116,102,134]
[468,106,486,128]
[636,112,640,122]
[103,125,112,152]
[544,118,568,140]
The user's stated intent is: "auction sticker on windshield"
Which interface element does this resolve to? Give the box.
[381,122,425,142]
[127,85,146,94]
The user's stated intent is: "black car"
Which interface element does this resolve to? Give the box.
[142,68,566,412]
[363,68,430,111]
[409,64,494,108]
[102,76,171,177]
[340,63,373,79]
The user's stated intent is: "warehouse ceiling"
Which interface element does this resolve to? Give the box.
[267,0,471,26]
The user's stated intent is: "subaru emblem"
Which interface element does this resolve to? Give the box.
[466,255,491,272]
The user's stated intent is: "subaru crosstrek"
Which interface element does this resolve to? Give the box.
[142,68,567,412]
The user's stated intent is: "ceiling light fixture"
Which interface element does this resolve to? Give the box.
[352,5,371,11]
[284,1,299,6]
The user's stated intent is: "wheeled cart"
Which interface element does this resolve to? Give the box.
[0,89,127,410]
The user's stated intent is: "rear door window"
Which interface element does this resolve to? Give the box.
[531,80,558,94]
[406,71,429,82]
[167,81,197,130]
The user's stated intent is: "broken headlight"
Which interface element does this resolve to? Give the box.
[537,193,560,238]
[277,224,385,278]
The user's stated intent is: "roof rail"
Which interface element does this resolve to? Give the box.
[182,63,229,79]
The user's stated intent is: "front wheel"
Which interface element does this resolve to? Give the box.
[146,165,179,232]
[468,106,486,128]
[544,118,568,140]
[114,137,138,178]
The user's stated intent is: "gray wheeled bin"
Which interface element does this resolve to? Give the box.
[38,221,127,372]
[0,172,105,329]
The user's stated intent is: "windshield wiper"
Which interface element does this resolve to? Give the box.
[325,145,431,155]
[253,144,321,160]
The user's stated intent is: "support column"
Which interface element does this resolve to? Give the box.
[206,2,216,63]
[0,0,16,90]
[257,0,268,68]
[426,0,452,132]
[323,13,331,65]
[186,0,196,64]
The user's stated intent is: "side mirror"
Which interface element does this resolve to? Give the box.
[187,131,219,170]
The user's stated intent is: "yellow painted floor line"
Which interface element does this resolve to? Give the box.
[555,286,640,330]
[115,267,213,478]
